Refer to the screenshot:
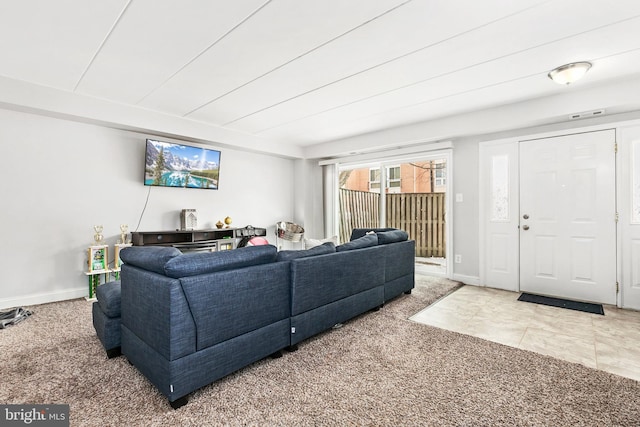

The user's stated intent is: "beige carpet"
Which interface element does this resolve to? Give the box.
[1,275,639,426]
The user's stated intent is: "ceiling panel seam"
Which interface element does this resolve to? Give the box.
[182,0,413,118]
[134,0,273,106]
[251,13,640,135]
[217,0,553,127]
[73,0,132,91]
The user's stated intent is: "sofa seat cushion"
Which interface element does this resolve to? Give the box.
[164,245,277,278]
[120,246,182,275]
[336,234,378,252]
[276,242,336,262]
[95,280,122,318]
[376,230,409,245]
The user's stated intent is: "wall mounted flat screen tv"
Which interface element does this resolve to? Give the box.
[144,139,220,189]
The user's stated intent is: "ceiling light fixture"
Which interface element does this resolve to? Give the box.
[548,62,592,85]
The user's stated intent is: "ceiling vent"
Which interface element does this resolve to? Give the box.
[569,109,605,120]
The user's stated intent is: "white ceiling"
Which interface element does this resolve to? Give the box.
[2,0,640,156]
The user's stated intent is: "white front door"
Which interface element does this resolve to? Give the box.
[519,130,617,304]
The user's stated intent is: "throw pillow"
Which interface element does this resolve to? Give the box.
[304,235,338,249]
[377,230,409,245]
[276,242,336,262]
[349,227,396,240]
[336,233,378,252]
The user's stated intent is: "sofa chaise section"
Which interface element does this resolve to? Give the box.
[119,245,291,408]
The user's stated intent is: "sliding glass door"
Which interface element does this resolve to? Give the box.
[337,155,449,275]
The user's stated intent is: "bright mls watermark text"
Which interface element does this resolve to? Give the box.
[1,405,69,426]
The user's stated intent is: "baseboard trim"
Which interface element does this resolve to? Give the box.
[452,274,481,286]
[0,287,87,310]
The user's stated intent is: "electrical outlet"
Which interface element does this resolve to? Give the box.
[454,254,462,263]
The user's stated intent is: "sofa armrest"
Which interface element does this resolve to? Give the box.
[384,240,416,281]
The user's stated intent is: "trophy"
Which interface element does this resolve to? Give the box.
[93,225,104,244]
[119,224,129,244]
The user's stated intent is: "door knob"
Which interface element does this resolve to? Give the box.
[523,214,529,219]
[522,225,530,230]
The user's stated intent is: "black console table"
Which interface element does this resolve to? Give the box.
[132,226,266,252]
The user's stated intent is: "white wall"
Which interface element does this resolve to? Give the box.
[0,108,295,309]
[293,159,325,241]
[451,138,480,281]
[304,110,640,285]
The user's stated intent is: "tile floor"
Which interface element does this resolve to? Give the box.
[409,283,640,382]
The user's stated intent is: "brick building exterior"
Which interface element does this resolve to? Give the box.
[340,160,446,193]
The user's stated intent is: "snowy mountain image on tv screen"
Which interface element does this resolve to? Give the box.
[145,139,220,189]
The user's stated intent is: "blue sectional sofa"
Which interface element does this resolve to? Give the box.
[94,229,414,409]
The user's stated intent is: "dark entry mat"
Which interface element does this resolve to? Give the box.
[518,293,604,315]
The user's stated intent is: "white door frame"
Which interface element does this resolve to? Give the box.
[480,123,623,307]
[618,124,640,309]
[326,147,454,280]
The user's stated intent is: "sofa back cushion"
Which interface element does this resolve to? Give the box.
[376,229,409,245]
[179,261,291,351]
[336,233,378,252]
[120,265,196,360]
[349,227,396,241]
[164,245,277,278]
[276,242,336,262]
[290,245,385,316]
[120,246,182,275]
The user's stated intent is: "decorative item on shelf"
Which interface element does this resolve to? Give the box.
[180,209,197,230]
[224,216,232,228]
[93,225,104,244]
[215,220,224,229]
